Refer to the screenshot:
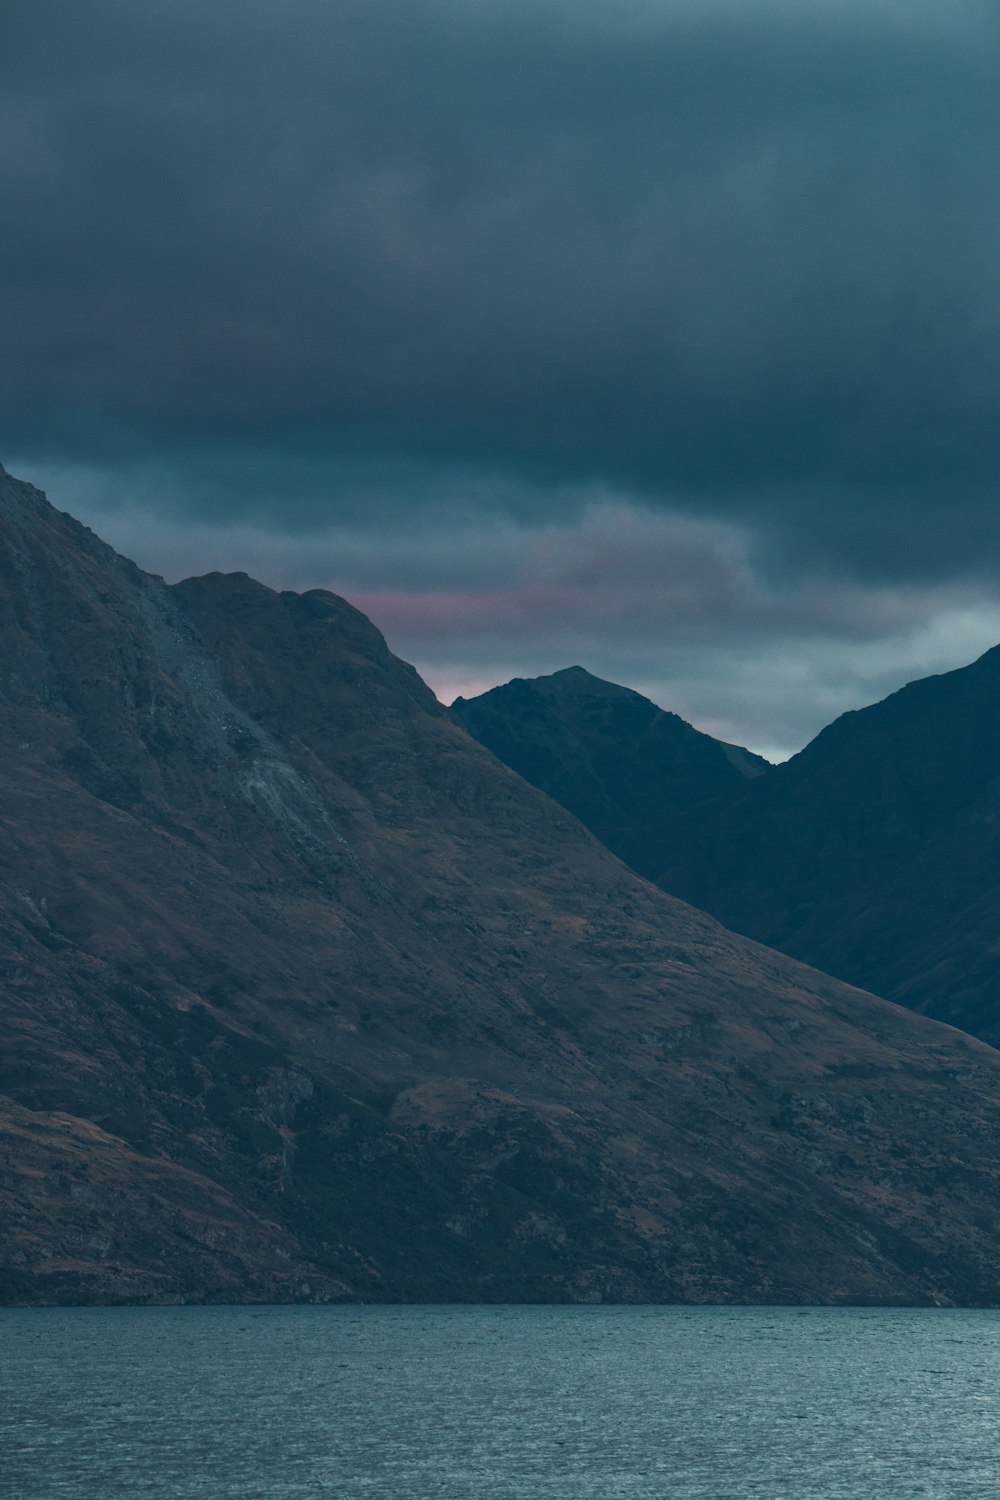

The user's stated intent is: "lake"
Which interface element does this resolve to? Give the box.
[2,1304,998,1497]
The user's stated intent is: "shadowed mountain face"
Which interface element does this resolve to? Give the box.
[649,648,1000,1045]
[453,669,768,880]
[7,464,1000,1306]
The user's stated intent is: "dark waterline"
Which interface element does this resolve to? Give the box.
[2,1304,998,1498]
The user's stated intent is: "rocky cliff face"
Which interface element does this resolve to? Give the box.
[5,464,1000,1306]
[453,668,768,880]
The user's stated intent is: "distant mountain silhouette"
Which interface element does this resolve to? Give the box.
[650,647,1000,1043]
[461,658,1000,1047]
[5,463,1000,1305]
[453,668,768,879]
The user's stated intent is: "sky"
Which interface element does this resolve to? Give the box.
[3,0,1000,760]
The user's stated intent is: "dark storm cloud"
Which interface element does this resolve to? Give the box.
[3,0,1000,580]
[6,0,1000,757]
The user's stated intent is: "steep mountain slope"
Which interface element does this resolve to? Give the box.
[650,648,1000,1044]
[5,463,1000,1305]
[453,668,768,880]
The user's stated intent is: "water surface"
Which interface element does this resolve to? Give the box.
[3,1304,998,1498]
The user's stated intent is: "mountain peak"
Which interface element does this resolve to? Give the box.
[453,668,768,881]
[542,665,646,700]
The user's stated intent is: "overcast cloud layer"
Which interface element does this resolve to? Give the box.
[4,0,1000,755]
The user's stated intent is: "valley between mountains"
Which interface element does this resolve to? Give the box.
[4,463,1000,1307]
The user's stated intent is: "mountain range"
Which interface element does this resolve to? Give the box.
[456,658,1000,1046]
[4,463,1000,1306]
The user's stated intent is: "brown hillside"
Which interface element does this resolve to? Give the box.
[3,464,1000,1306]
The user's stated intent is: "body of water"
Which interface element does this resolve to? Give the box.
[2,1304,998,1498]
